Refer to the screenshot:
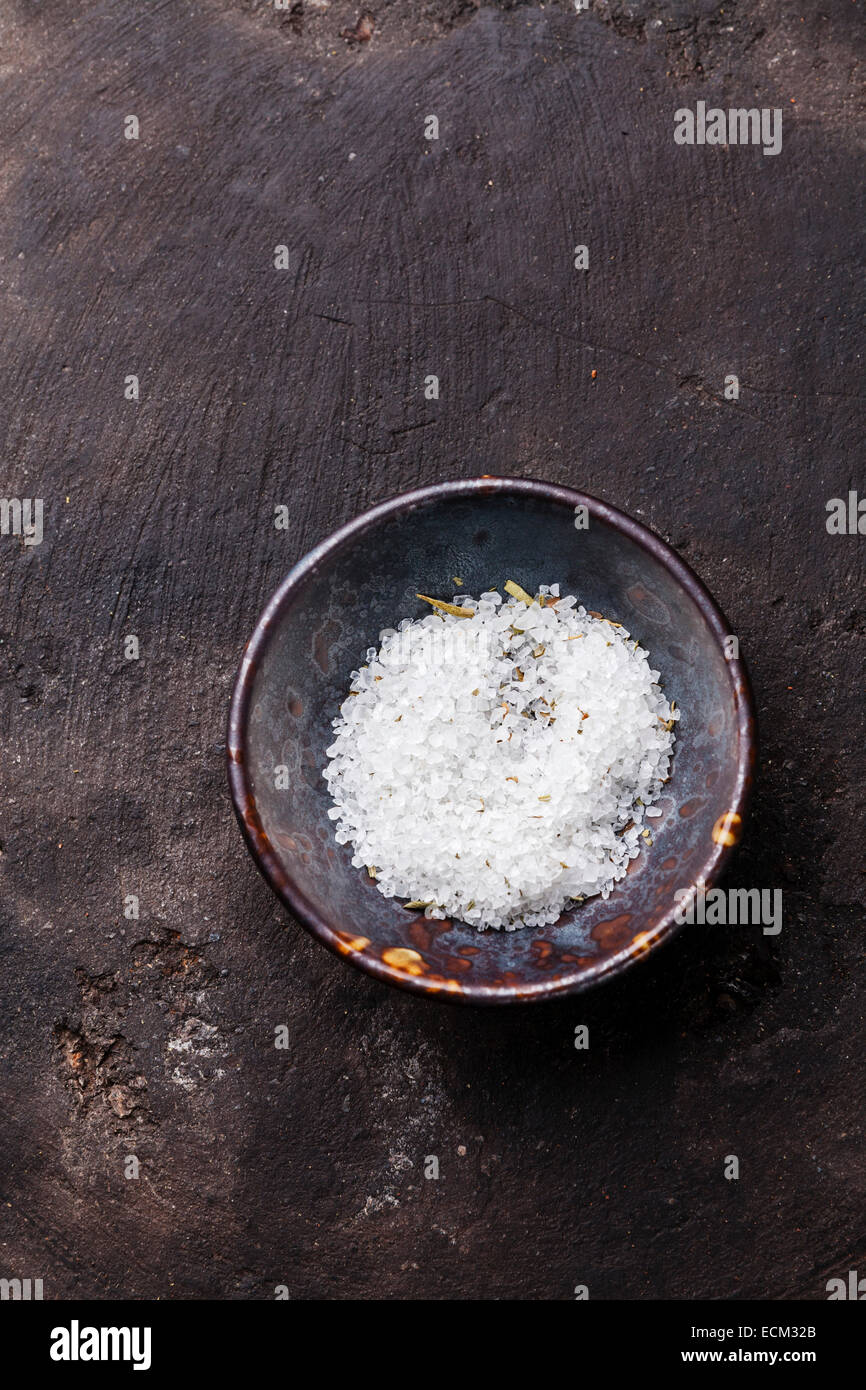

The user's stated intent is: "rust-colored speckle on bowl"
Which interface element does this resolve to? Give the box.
[712,810,743,846]
[381,946,426,975]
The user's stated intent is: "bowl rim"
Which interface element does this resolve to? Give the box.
[227,476,756,1005]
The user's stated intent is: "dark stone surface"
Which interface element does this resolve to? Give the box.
[0,0,863,1299]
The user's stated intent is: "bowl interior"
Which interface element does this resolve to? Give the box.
[233,486,751,1001]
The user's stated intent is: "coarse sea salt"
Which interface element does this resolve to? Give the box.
[322,584,680,931]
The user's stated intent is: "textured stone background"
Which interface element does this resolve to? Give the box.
[0,0,863,1299]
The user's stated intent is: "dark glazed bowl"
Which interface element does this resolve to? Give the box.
[227,478,755,1004]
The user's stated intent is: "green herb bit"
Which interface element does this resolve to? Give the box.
[416,593,474,618]
[505,579,535,605]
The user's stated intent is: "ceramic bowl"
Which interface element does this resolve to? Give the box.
[227,478,755,1003]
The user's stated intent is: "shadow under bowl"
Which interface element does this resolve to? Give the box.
[227,477,755,1004]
